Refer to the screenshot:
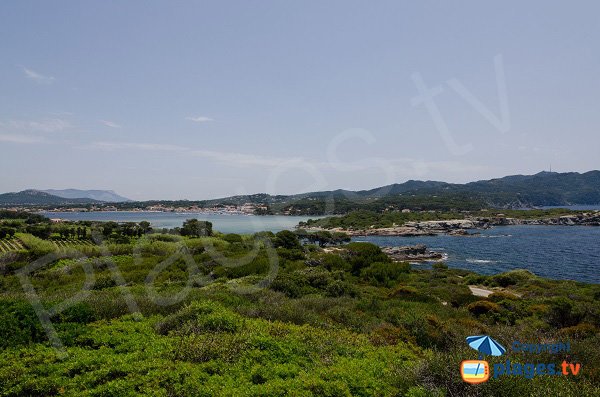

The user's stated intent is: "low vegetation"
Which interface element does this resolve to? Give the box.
[0,211,598,396]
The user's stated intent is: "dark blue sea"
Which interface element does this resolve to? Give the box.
[356,225,600,283]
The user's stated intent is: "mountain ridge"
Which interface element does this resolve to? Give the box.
[0,190,101,205]
[42,189,131,203]
[2,171,599,210]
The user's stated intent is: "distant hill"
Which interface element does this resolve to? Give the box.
[3,171,599,212]
[0,190,100,206]
[338,171,600,208]
[213,171,600,208]
[42,189,131,203]
[196,171,600,213]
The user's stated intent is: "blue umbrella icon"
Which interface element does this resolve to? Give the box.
[466,335,506,357]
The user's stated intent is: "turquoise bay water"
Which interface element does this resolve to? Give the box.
[41,212,600,283]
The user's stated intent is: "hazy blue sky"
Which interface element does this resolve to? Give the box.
[1,1,598,200]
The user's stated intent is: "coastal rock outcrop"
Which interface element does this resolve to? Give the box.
[382,244,444,262]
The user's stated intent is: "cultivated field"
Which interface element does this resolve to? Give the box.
[0,238,25,253]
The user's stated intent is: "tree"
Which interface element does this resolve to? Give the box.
[331,232,351,245]
[138,221,152,234]
[121,223,137,237]
[180,219,212,237]
[314,230,333,247]
[294,229,310,243]
[102,222,118,238]
[274,230,301,249]
[25,225,51,239]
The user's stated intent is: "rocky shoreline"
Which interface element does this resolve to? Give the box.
[302,211,600,237]
[381,244,444,262]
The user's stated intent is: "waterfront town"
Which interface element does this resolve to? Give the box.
[1,203,270,216]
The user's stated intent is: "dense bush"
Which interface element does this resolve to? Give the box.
[92,275,118,290]
[220,255,271,279]
[486,269,535,287]
[317,252,351,271]
[222,233,243,244]
[558,323,598,339]
[467,300,502,316]
[0,299,45,348]
[488,291,519,302]
[157,301,242,335]
[270,268,343,298]
[361,261,410,286]
[389,286,437,303]
[544,297,585,328]
[344,242,391,275]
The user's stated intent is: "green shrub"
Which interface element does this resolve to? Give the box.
[92,275,118,290]
[226,256,271,278]
[488,291,519,302]
[270,268,336,298]
[276,247,305,261]
[407,314,454,349]
[463,274,487,285]
[345,242,391,275]
[369,324,415,346]
[443,285,478,307]
[147,233,182,242]
[325,280,358,298]
[175,332,250,363]
[157,301,242,335]
[361,261,410,286]
[318,253,351,272]
[545,297,585,328]
[0,299,45,348]
[222,233,243,244]
[487,269,535,287]
[270,273,310,298]
[558,323,598,339]
[53,302,97,323]
[467,300,502,316]
[388,286,437,303]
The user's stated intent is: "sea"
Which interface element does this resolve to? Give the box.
[41,210,600,283]
[357,226,600,284]
[41,211,320,234]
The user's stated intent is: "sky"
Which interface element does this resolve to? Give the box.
[1,1,599,200]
